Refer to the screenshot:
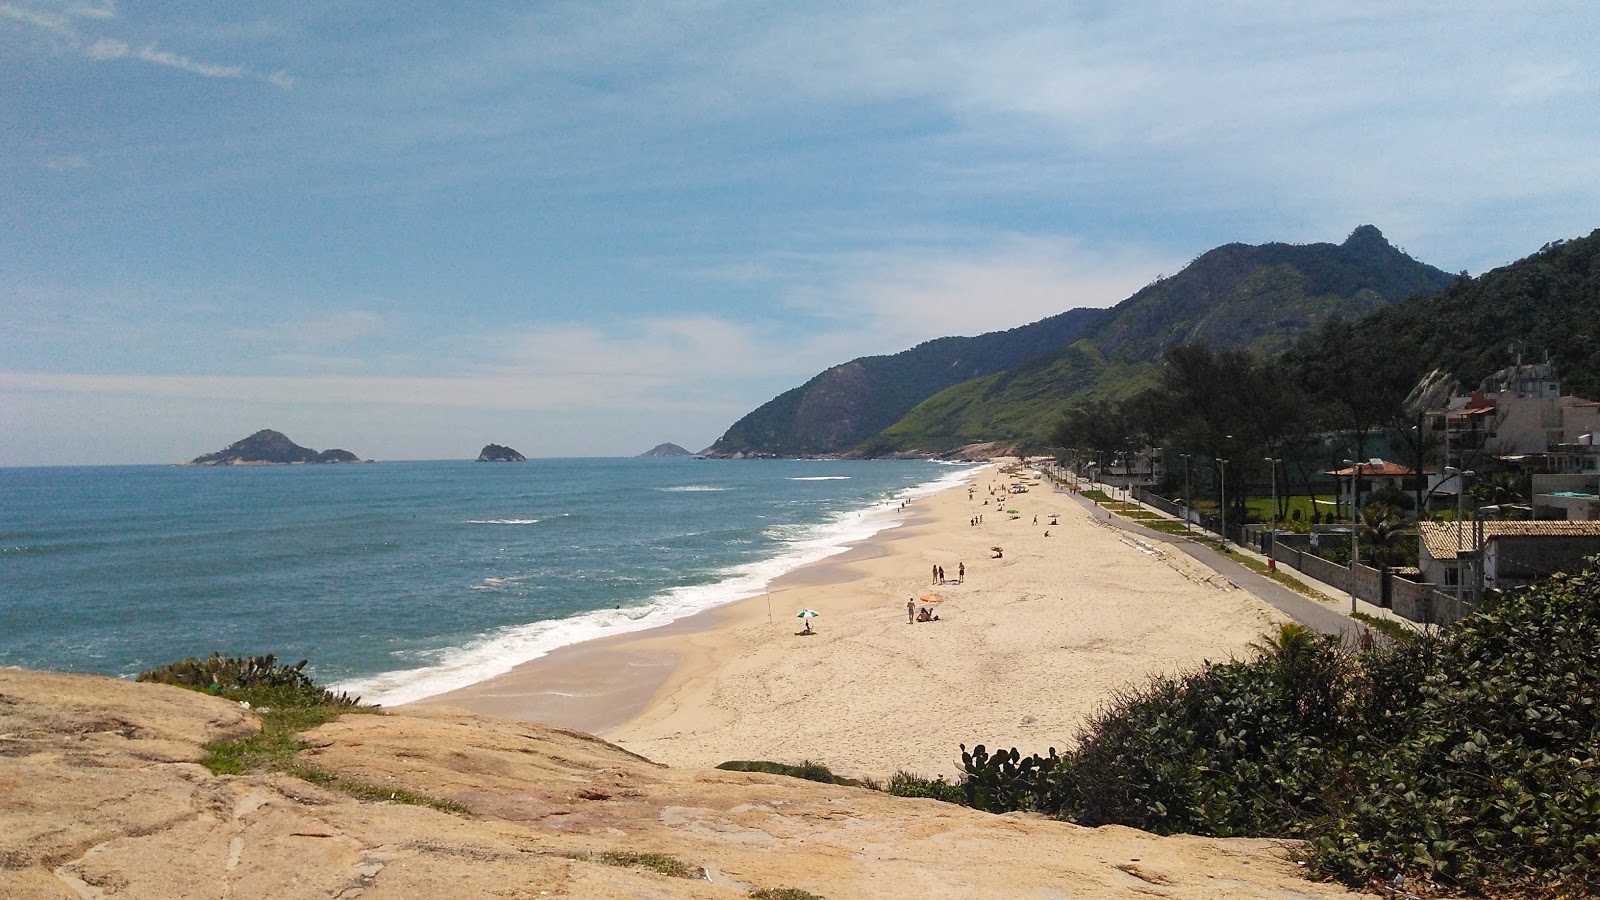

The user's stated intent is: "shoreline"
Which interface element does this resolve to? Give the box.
[421,461,1290,778]
[408,467,968,727]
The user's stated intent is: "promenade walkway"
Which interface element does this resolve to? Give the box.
[1042,470,1397,644]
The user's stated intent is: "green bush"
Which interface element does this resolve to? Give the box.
[921,559,1600,896]
[716,759,841,784]
[138,652,361,709]
[887,771,966,804]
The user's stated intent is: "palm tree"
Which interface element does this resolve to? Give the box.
[1358,503,1412,569]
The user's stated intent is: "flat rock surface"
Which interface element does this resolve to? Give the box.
[0,670,1351,899]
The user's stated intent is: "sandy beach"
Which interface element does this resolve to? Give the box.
[425,461,1287,779]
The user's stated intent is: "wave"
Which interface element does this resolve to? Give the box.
[336,462,985,706]
[787,476,851,481]
[657,485,728,492]
[465,518,540,525]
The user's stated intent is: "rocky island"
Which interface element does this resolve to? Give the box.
[637,442,693,457]
[188,430,366,465]
[476,443,527,462]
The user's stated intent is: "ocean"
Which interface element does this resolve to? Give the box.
[0,457,976,704]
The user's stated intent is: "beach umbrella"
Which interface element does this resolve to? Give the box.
[1006,508,1020,514]
[796,609,820,620]
[920,594,945,603]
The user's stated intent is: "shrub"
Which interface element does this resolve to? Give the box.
[138,653,361,709]
[887,771,966,804]
[921,559,1600,896]
[716,759,840,784]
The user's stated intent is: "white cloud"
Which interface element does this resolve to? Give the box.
[133,42,244,79]
[84,35,123,57]
[6,3,290,87]
[739,236,1175,347]
[0,1,70,32]
[40,153,88,171]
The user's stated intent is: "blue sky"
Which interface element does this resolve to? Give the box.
[3,2,1597,465]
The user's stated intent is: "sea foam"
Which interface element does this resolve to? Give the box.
[338,463,981,706]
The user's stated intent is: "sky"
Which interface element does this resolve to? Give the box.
[2,2,1597,466]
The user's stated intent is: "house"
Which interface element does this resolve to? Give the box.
[1417,521,1600,599]
[1325,459,1420,507]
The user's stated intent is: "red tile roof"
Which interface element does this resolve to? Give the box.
[1325,461,1415,477]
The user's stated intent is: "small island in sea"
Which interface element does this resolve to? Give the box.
[476,443,527,462]
[638,442,693,457]
[188,429,366,465]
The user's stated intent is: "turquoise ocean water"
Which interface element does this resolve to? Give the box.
[0,458,976,704]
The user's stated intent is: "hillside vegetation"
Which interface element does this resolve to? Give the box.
[874,226,1453,452]
[706,308,1102,456]
[1290,227,1600,406]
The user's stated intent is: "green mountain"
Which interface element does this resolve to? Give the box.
[1290,227,1600,407]
[872,226,1455,452]
[705,308,1103,456]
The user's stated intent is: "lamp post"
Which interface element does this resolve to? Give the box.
[1263,457,1280,551]
[1180,453,1192,533]
[1440,466,1475,602]
[1342,459,1364,613]
[1217,458,1229,545]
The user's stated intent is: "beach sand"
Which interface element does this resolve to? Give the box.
[424,462,1287,779]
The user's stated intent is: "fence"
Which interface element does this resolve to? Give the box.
[1109,479,1477,626]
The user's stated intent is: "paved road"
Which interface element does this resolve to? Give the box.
[1065,489,1359,641]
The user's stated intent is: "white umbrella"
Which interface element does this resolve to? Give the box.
[796,609,820,619]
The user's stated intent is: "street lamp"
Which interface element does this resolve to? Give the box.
[1440,466,1475,602]
[1342,459,1364,613]
[1217,458,1229,545]
[1264,457,1280,550]
[1180,453,1192,533]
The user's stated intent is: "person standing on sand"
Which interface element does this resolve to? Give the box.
[938,565,945,584]
[958,562,965,583]
[907,598,916,623]
[932,564,938,584]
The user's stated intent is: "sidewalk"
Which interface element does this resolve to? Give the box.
[1041,469,1409,644]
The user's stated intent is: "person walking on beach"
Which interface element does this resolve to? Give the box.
[958,561,965,583]
[907,598,916,623]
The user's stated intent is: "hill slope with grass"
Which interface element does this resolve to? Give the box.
[873,226,1453,452]
[704,307,1103,457]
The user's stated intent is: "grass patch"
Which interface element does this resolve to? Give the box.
[201,706,470,814]
[1228,555,1337,603]
[750,889,825,900]
[151,653,468,816]
[716,759,875,788]
[1350,611,1418,643]
[569,851,703,879]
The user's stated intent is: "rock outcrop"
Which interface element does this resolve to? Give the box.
[638,443,693,457]
[476,444,527,462]
[189,430,365,465]
[0,669,1352,899]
